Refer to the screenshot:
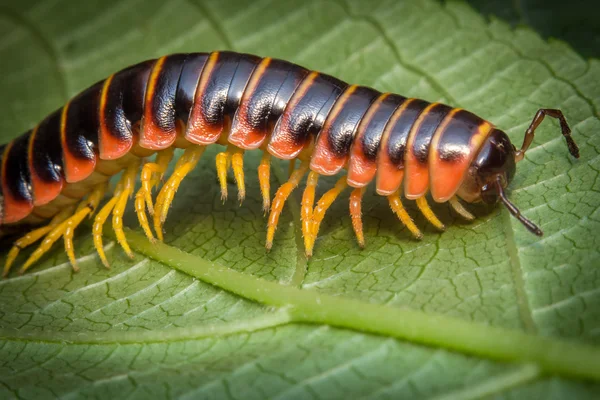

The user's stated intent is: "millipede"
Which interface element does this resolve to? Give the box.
[0,51,580,276]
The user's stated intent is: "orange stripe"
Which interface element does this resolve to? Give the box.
[27,125,63,206]
[61,102,96,183]
[1,142,33,223]
[403,102,438,199]
[140,56,176,150]
[267,71,319,159]
[185,52,221,145]
[98,74,132,160]
[229,57,272,149]
[309,85,358,175]
[375,99,414,195]
[430,119,493,202]
[347,93,389,187]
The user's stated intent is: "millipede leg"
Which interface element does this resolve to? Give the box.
[142,148,175,214]
[349,187,366,248]
[93,197,118,268]
[153,145,205,241]
[449,196,475,221]
[216,148,232,201]
[301,171,319,253]
[111,160,142,260]
[388,192,423,239]
[18,182,108,275]
[306,176,348,257]
[134,149,176,242]
[3,206,73,277]
[288,159,296,178]
[63,183,107,271]
[135,190,155,242]
[230,149,246,203]
[258,152,271,214]
[266,160,309,251]
[19,219,71,274]
[415,197,445,231]
[93,161,140,268]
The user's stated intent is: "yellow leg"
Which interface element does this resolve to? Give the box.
[258,152,271,214]
[449,196,475,221]
[288,159,296,178]
[19,219,71,274]
[266,160,309,251]
[301,171,319,253]
[231,149,245,203]
[134,149,175,241]
[306,176,348,257]
[416,196,445,231]
[135,189,155,242]
[112,161,142,260]
[349,187,366,248]
[63,184,107,271]
[93,161,141,268]
[142,148,175,214]
[3,206,73,277]
[216,147,232,201]
[19,183,107,274]
[388,192,423,239]
[93,197,118,268]
[153,145,205,241]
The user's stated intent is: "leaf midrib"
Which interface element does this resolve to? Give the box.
[21,228,593,382]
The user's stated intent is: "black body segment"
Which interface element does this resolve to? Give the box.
[387,99,430,165]
[196,51,243,128]
[148,54,188,133]
[104,60,155,143]
[65,81,103,161]
[4,133,33,204]
[324,86,380,158]
[411,103,454,164]
[175,53,209,124]
[232,58,307,137]
[268,60,309,121]
[268,72,348,159]
[286,72,347,143]
[224,52,261,118]
[360,93,406,160]
[32,110,65,183]
[436,109,488,162]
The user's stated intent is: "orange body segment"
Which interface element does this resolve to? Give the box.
[429,119,493,202]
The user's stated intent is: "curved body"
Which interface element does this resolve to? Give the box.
[0,51,495,226]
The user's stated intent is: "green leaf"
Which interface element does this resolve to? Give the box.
[0,0,599,399]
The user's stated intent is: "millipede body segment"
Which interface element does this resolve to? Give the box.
[0,51,580,276]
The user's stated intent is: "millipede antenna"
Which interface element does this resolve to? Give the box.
[495,176,543,236]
